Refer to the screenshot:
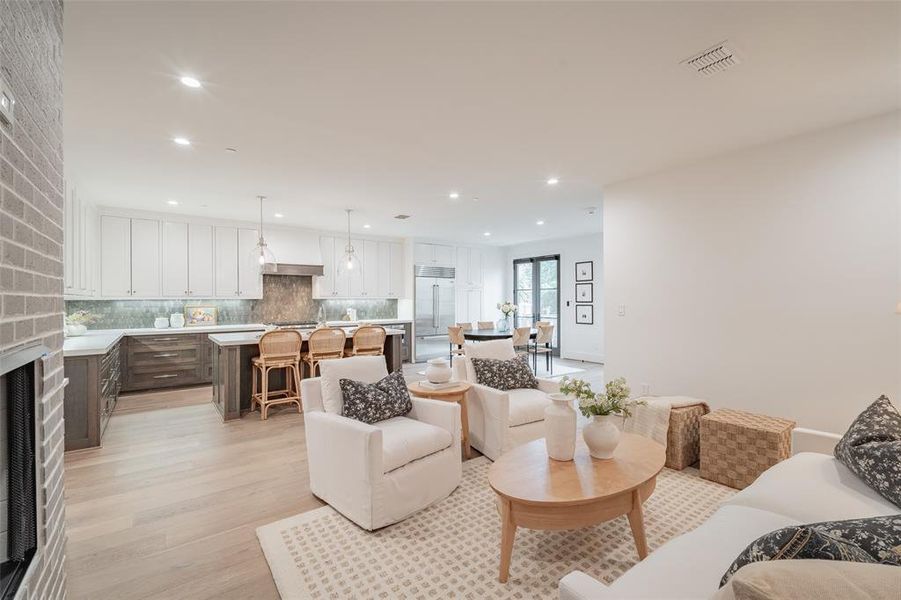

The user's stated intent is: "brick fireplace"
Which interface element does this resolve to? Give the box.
[0,0,68,598]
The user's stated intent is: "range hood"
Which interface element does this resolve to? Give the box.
[261,228,324,276]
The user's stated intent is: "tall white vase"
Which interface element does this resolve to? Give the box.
[544,393,577,461]
[582,414,622,459]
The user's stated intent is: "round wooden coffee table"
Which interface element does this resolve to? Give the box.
[407,381,472,459]
[487,433,665,582]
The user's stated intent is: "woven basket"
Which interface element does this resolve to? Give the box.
[666,404,709,470]
[700,409,795,489]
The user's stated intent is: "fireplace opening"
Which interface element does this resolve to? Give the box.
[0,344,44,600]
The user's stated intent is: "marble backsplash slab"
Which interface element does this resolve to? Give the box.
[66,275,398,329]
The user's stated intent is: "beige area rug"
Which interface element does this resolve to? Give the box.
[257,458,735,600]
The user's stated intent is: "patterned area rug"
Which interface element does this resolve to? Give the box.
[257,458,735,599]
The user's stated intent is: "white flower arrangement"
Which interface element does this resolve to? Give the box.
[559,376,645,418]
[496,301,518,317]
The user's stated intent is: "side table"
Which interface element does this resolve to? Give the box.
[407,381,472,459]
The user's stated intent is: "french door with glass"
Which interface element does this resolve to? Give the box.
[513,255,560,354]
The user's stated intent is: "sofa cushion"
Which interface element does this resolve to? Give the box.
[507,388,552,427]
[834,395,901,508]
[319,356,388,414]
[713,560,901,600]
[375,416,453,473]
[471,355,538,391]
[463,339,515,382]
[720,515,901,586]
[340,370,412,425]
[723,452,899,523]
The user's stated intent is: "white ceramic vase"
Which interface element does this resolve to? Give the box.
[583,414,622,459]
[425,357,452,383]
[544,393,577,461]
[66,323,87,337]
[169,313,186,328]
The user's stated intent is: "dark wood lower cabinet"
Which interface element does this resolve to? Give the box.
[64,340,122,451]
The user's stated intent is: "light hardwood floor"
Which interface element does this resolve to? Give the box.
[64,359,603,599]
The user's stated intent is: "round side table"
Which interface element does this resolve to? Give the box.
[407,381,472,459]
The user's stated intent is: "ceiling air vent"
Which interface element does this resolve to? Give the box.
[394,214,411,220]
[681,40,740,77]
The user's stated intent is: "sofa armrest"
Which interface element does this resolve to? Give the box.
[792,427,842,455]
[559,571,612,600]
[304,411,383,482]
[537,377,560,394]
[301,376,325,412]
[467,383,510,460]
[409,396,461,449]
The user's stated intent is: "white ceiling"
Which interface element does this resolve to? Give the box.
[63,1,900,246]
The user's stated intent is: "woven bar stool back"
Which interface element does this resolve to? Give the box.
[251,329,303,420]
[348,325,386,356]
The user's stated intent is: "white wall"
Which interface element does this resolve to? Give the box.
[604,112,900,433]
[505,233,604,363]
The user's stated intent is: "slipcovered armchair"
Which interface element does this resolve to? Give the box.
[452,339,559,460]
[300,356,462,530]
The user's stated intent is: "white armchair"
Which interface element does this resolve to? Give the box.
[301,356,462,530]
[452,339,559,461]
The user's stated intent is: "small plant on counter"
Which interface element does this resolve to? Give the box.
[65,310,98,326]
[559,376,645,418]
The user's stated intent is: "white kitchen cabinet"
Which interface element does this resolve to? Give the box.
[214,226,239,297]
[64,183,96,297]
[313,236,337,298]
[129,218,161,297]
[188,224,214,296]
[413,242,454,267]
[389,242,404,297]
[162,222,214,297]
[237,227,262,298]
[315,236,405,299]
[162,221,189,296]
[456,246,484,288]
[361,240,379,297]
[467,288,483,321]
[100,215,131,297]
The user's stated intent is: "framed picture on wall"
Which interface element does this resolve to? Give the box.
[575,282,593,303]
[575,261,593,281]
[575,304,594,325]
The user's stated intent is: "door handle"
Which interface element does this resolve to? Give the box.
[154,353,178,358]
[153,374,178,379]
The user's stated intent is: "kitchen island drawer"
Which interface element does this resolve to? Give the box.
[128,347,201,368]
[128,334,201,352]
[126,368,202,389]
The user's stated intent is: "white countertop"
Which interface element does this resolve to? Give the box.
[122,323,267,336]
[62,330,126,357]
[209,327,405,347]
[326,319,412,326]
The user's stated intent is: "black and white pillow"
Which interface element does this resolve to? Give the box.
[470,355,538,391]
[834,395,901,507]
[340,370,412,424]
[720,515,901,586]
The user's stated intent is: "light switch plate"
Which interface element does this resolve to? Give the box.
[0,75,15,126]
[617,304,626,317]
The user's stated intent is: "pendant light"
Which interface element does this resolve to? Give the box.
[251,195,277,270]
[336,208,359,276]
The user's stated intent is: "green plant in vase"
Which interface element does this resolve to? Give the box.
[65,310,98,336]
[559,376,646,459]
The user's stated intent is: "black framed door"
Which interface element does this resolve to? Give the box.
[513,255,560,354]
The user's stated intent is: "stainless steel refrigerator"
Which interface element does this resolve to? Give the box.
[414,266,456,361]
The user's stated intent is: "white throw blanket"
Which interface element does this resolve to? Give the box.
[624,396,708,448]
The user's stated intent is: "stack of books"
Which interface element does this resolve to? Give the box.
[418,380,458,391]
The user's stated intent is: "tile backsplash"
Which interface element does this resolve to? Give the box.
[66,275,398,329]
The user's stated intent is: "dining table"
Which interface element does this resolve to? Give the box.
[462,328,537,341]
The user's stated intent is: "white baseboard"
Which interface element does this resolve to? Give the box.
[561,352,604,364]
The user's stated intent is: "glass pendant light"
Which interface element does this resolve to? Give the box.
[250,195,277,270]
[336,208,359,277]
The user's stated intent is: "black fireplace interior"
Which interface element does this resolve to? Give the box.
[0,361,37,600]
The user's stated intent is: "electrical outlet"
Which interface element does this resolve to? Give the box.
[617,304,626,317]
[641,383,650,395]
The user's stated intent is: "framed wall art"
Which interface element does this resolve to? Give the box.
[575,282,593,303]
[575,304,594,325]
[575,261,593,282]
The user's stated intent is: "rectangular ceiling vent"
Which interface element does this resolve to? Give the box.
[681,40,740,77]
[394,214,410,220]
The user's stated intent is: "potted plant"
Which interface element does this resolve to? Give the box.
[561,376,645,459]
[65,310,98,337]
[495,301,518,332]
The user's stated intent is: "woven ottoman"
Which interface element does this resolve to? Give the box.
[700,409,795,489]
[666,403,709,470]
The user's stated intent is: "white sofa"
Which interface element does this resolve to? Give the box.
[300,356,462,530]
[559,429,900,600]
[451,339,560,461]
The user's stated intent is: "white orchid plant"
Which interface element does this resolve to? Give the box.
[65,310,98,326]
[559,376,645,418]
[497,301,518,317]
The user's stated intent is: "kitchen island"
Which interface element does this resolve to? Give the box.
[208,327,405,421]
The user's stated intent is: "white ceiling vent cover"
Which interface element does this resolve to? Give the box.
[681,40,741,77]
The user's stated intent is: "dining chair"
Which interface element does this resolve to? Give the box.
[251,329,302,420]
[511,326,532,359]
[456,322,473,331]
[448,325,467,364]
[531,322,555,374]
[477,321,494,330]
[302,327,347,377]
[346,325,387,357]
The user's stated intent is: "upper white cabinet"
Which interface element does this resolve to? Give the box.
[162,221,189,296]
[130,219,161,297]
[64,183,96,297]
[99,216,160,298]
[237,227,262,298]
[456,246,483,288]
[313,236,404,299]
[162,222,214,297]
[413,242,454,267]
[212,226,261,299]
[187,224,214,296]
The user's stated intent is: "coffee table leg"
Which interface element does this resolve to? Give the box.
[627,488,649,559]
[459,394,471,459]
[498,498,517,583]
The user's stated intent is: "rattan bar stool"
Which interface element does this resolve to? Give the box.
[346,325,387,357]
[251,329,302,420]
[302,326,347,377]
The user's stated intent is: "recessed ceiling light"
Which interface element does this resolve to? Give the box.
[173,137,191,146]
[363,224,371,229]
[179,76,202,89]
[546,177,559,185]
[274,213,284,218]
[449,192,459,200]
[225,147,238,153]
[483,231,491,237]
[536,220,545,225]
[167,199,179,206]
[472,197,480,202]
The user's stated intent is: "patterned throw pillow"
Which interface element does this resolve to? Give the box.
[339,370,412,424]
[834,395,901,507]
[470,355,538,391]
[720,515,901,587]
